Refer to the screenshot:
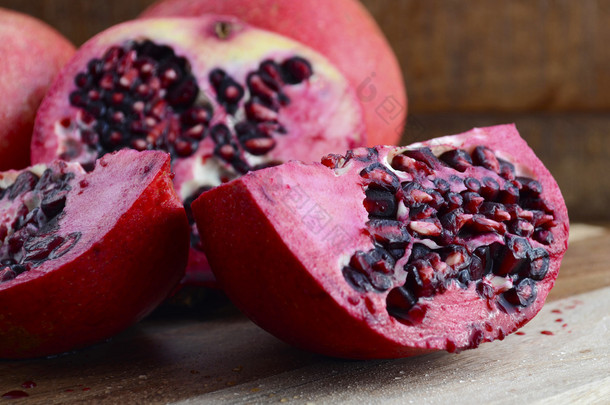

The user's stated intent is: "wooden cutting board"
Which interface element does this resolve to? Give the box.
[1,224,608,404]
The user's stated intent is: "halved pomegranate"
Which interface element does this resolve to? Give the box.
[0,150,189,359]
[192,124,569,359]
[0,7,75,170]
[32,16,365,288]
[141,0,407,146]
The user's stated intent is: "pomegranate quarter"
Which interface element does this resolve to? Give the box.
[192,125,569,359]
[32,16,365,288]
[0,150,189,359]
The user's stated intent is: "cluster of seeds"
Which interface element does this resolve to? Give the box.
[68,40,208,162]
[67,39,312,176]
[206,57,313,174]
[323,144,556,324]
[0,167,81,283]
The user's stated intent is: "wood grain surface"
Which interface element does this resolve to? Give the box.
[0,224,608,404]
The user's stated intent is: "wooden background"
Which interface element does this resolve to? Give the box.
[1,0,609,221]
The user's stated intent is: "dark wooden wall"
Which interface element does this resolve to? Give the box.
[1,0,608,221]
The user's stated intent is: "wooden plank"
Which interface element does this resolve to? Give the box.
[0,226,608,403]
[179,287,610,404]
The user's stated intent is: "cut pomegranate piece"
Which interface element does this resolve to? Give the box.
[192,124,569,359]
[140,0,407,146]
[0,7,75,170]
[31,15,365,289]
[0,150,189,359]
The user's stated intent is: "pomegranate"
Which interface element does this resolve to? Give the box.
[0,7,75,170]
[31,16,365,288]
[0,150,189,359]
[192,124,569,359]
[140,0,407,146]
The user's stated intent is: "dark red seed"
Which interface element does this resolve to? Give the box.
[527,248,550,280]
[462,192,484,213]
[41,190,68,219]
[473,146,500,173]
[243,137,276,155]
[403,147,442,169]
[508,219,535,237]
[343,266,372,292]
[434,178,451,195]
[363,189,397,219]
[445,192,463,210]
[498,159,516,180]
[390,154,433,176]
[366,219,411,250]
[386,286,418,319]
[499,182,520,204]
[245,101,278,122]
[8,171,39,200]
[516,177,543,197]
[480,177,500,200]
[533,228,554,245]
[280,56,313,84]
[0,268,16,283]
[495,235,531,276]
[360,163,400,192]
[464,177,481,193]
[439,149,473,172]
[503,278,537,307]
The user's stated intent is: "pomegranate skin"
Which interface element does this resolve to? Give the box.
[0,8,75,170]
[0,150,189,359]
[140,0,407,146]
[192,125,569,359]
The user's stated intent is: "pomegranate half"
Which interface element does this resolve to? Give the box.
[0,150,189,359]
[192,124,569,359]
[31,16,365,288]
[141,0,407,146]
[0,7,75,170]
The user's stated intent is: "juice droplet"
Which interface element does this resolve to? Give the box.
[82,387,90,391]
[555,318,563,323]
[515,331,525,336]
[551,309,562,314]
[21,381,36,389]
[540,330,554,336]
[2,390,29,399]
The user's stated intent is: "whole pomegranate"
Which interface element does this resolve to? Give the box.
[192,125,569,359]
[140,0,407,146]
[0,8,75,170]
[31,16,365,287]
[0,150,189,359]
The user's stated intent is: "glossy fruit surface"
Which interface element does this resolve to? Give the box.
[0,150,189,359]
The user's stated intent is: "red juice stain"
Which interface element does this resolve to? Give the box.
[540,330,554,336]
[551,309,562,314]
[2,390,29,399]
[515,331,526,336]
[563,323,568,328]
[65,389,74,393]
[21,381,36,389]
[555,318,563,323]
[82,388,90,391]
